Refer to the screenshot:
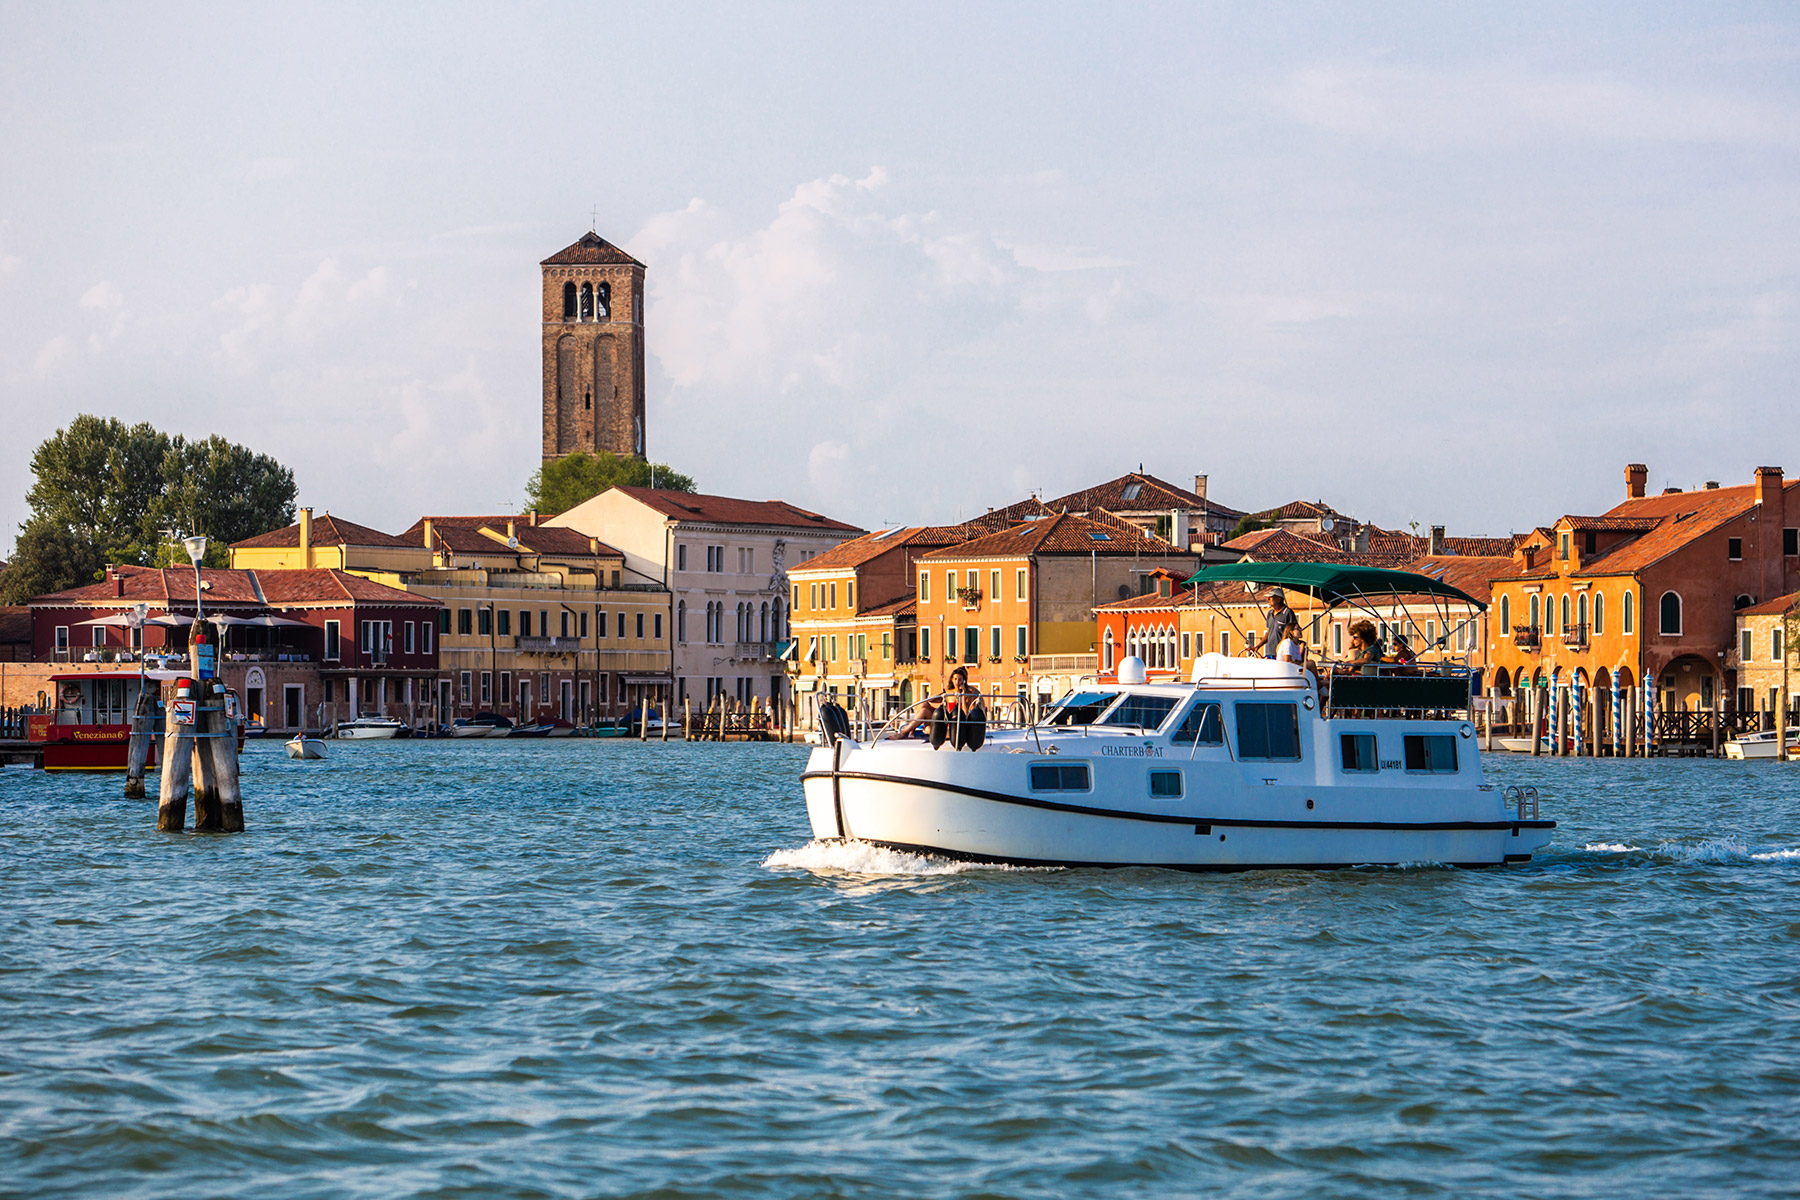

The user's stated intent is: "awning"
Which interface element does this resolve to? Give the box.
[795,679,817,691]
[621,675,672,686]
[776,639,797,661]
[859,676,897,688]
[1185,562,1485,610]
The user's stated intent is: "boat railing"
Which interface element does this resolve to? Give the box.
[1503,785,1540,821]
[855,692,1041,750]
[1320,662,1473,720]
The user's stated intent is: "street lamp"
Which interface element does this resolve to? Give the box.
[183,536,208,622]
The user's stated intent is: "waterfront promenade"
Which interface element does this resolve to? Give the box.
[3,740,1799,1198]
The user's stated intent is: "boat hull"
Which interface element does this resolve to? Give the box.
[335,724,401,740]
[802,742,1554,870]
[285,738,327,760]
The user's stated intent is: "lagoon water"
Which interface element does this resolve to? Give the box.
[2,742,1798,1199]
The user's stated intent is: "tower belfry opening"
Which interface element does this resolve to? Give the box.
[540,231,647,464]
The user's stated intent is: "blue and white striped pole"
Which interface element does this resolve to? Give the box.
[1549,671,1561,755]
[1643,678,1656,755]
[1573,673,1585,756]
[1612,683,1624,757]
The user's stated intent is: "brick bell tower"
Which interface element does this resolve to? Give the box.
[540,231,647,463]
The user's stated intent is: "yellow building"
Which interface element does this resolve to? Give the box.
[1733,591,1799,733]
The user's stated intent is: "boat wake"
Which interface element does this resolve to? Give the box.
[1581,840,1800,864]
[762,839,1055,876]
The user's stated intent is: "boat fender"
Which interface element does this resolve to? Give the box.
[818,700,852,745]
[957,705,987,751]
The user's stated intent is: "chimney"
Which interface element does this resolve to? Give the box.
[588,537,598,554]
[507,519,516,540]
[1429,525,1445,556]
[1193,474,1208,500]
[422,518,433,552]
[1625,463,1648,499]
[299,507,313,569]
[1171,509,1190,549]
[1704,481,1720,490]
[112,567,124,598]
[1354,528,1371,554]
[529,510,538,527]
[1756,466,1784,510]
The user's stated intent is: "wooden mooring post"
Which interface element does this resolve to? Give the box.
[124,686,156,798]
[157,620,246,833]
[157,676,195,832]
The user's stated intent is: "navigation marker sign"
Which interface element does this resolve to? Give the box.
[172,699,196,726]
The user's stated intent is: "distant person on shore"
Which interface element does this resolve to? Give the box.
[1262,590,1296,658]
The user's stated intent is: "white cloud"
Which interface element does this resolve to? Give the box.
[79,280,122,309]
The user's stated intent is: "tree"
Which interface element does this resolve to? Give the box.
[523,451,695,514]
[7,415,299,595]
[1228,514,1270,541]
[0,518,107,604]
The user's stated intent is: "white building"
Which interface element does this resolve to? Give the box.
[549,486,860,713]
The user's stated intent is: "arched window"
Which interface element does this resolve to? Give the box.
[759,603,768,644]
[1499,595,1511,633]
[1593,593,1604,635]
[562,281,576,319]
[580,281,594,320]
[596,281,611,318]
[1529,595,1540,630]
[1103,629,1115,671]
[772,598,784,642]
[1559,594,1570,631]
[1623,591,1635,635]
[676,600,686,644]
[1735,594,1755,610]
[1577,593,1588,627]
[1659,591,1682,636]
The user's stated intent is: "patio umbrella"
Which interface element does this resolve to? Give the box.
[243,614,312,627]
[73,613,136,626]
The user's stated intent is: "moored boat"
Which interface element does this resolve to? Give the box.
[1723,728,1800,760]
[799,563,1555,870]
[333,716,404,740]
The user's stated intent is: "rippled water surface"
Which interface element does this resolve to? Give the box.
[3,742,1800,1199]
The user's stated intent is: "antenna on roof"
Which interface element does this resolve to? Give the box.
[590,206,600,232]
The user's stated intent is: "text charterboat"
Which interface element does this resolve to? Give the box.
[801,563,1554,870]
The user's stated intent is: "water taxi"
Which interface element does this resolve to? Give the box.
[1723,728,1800,760]
[800,563,1554,870]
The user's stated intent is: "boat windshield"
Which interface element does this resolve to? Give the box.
[1097,693,1181,731]
[1047,691,1118,725]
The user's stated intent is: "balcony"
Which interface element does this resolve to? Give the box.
[1028,653,1099,673]
[1512,626,1541,651]
[1560,622,1589,649]
[957,587,983,611]
[518,636,582,654]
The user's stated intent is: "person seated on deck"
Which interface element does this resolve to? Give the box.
[1276,621,1309,669]
[894,667,987,749]
[1338,621,1381,676]
[1387,632,1420,674]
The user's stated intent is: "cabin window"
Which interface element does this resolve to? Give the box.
[1235,703,1301,761]
[324,620,340,661]
[1340,733,1379,773]
[1170,701,1223,745]
[1149,770,1183,799]
[1403,734,1459,773]
[1100,693,1180,729]
[1659,592,1682,636]
[1029,763,1090,792]
[1728,537,1743,561]
[1048,691,1118,726]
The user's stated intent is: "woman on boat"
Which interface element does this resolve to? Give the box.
[1340,621,1381,675]
[1276,620,1309,668]
[895,667,986,749]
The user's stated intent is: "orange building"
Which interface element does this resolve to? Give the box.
[1487,463,1799,752]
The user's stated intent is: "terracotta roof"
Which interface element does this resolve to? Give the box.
[498,525,621,558]
[919,512,1187,560]
[1230,529,1365,563]
[1738,591,1800,617]
[232,513,413,550]
[1257,499,1353,523]
[1401,556,1515,606]
[1570,487,1787,577]
[1094,585,1195,613]
[1560,515,1661,533]
[862,596,918,619]
[613,486,861,532]
[27,565,436,609]
[541,231,645,268]
[1444,536,1518,557]
[1044,473,1244,520]
[1222,527,1335,553]
[959,497,1058,532]
[417,525,509,555]
[790,526,973,573]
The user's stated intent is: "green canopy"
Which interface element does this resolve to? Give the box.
[1184,561,1485,610]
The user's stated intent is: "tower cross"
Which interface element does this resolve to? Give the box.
[590,206,599,232]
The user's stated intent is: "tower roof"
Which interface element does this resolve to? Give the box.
[541,231,645,268]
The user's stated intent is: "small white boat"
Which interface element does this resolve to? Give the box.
[798,563,1555,871]
[285,735,327,759]
[1724,728,1800,760]
[1491,735,1539,754]
[334,716,404,740]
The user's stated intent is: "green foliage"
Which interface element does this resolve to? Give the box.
[7,415,297,600]
[0,519,107,604]
[523,452,695,514]
[1229,514,1270,541]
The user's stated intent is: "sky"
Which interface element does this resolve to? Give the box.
[3,2,1798,555]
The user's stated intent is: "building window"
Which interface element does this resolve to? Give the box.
[947,626,958,662]
[1785,528,1798,556]
[459,671,471,703]
[579,281,593,320]
[1016,569,1027,600]
[480,671,492,703]
[1742,629,1754,661]
[1499,595,1511,633]
[1221,631,1233,656]
[1181,632,1191,659]
[964,626,978,664]
[676,600,686,643]
[596,609,607,639]
[1593,594,1604,636]
[990,570,1000,601]
[439,609,451,634]
[946,570,955,600]
[919,626,931,661]
[1558,533,1570,560]
[500,670,511,702]
[478,608,492,636]
[1775,627,1785,662]
[677,544,687,571]
[1623,591,1635,635]
[830,635,839,661]
[829,583,838,609]
[458,608,472,636]
[562,281,576,320]
[1728,537,1743,561]
[1659,592,1682,636]
[654,613,662,640]
[990,626,1002,659]
[919,572,929,603]
[1576,595,1587,628]
[404,622,416,654]
[1559,595,1570,631]
[636,612,645,639]
[617,612,626,638]
[1017,626,1029,657]
[579,612,589,639]
[1529,595,1540,630]
[421,622,432,654]
[498,610,511,637]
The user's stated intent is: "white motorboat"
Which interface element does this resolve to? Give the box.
[1724,728,1800,760]
[800,563,1555,871]
[333,716,404,740]
[450,715,514,738]
[285,735,327,759]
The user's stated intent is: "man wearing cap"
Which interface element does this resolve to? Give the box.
[1261,589,1296,659]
